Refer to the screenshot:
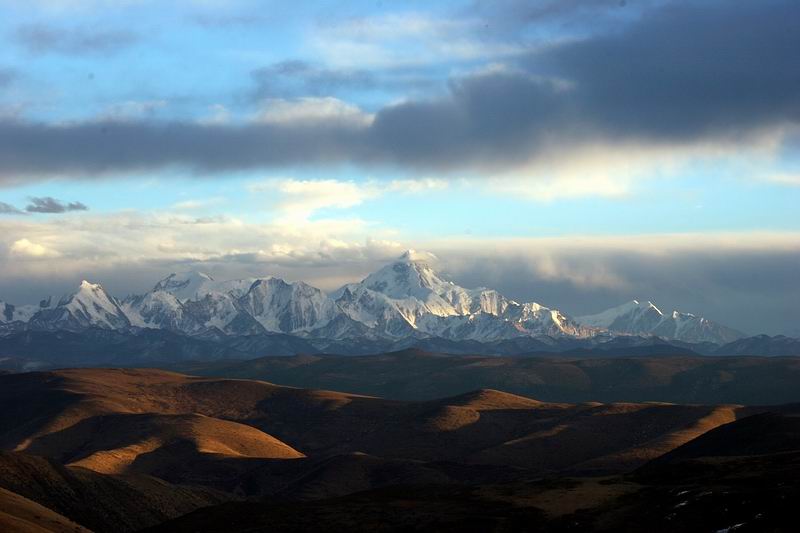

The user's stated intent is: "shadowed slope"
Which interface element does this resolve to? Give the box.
[170,350,800,404]
[0,487,90,533]
[0,451,227,533]
[25,412,303,475]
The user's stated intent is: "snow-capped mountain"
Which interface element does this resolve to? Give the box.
[0,251,746,347]
[123,272,342,337]
[27,281,130,331]
[576,300,743,344]
[332,250,590,341]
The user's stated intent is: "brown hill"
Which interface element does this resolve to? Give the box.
[146,409,800,533]
[643,407,800,466]
[0,451,227,533]
[25,412,303,475]
[3,367,800,532]
[0,486,90,533]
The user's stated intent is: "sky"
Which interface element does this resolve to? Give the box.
[0,0,798,336]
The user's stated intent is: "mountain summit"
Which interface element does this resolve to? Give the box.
[333,251,589,340]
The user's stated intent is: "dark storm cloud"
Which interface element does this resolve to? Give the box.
[0,119,365,177]
[0,0,797,181]
[252,60,376,98]
[538,0,800,141]
[14,24,138,55]
[25,197,88,213]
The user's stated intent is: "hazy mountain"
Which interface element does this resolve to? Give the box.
[715,334,800,356]
[577,299,744,344]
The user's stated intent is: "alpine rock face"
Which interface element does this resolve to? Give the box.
[576,300,744,344]
[0,251,746,347]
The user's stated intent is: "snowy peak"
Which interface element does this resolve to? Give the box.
[333,252,590,340]
[28,280,130,331]
[576,299,743,344]
[362,258,450,300]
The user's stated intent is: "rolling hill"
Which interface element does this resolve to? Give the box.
[0,368,762,480]
[168,349,800,404]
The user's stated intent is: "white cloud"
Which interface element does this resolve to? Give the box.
[171,196,226,210]
[10,238,60,258]
[387,178,448,193]
[254,97,374,127]
[250,178,379,222]
[0,210,396,294]
[249,177,449,221]
[311,12,524,68]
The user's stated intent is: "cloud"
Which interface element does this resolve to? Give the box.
[25,197,88,213]
[430,233,800,336]
[171,197,226,210]
[464,0,658,34]
[531,1,800,143]
[258,178,378,221]
[0,209,406,301]
[14,24,137,55]
[0,1,796,187]
[254,97,374,127]
[311,12,522,69]
[0,202,24,215]
[250,177,449,221]
[9,238,59,258]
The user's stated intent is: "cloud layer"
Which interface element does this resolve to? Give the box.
[0,1,797,183]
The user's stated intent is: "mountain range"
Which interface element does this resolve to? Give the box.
[0,250,749,349]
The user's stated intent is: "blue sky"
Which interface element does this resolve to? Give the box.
[0,0,799,335]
